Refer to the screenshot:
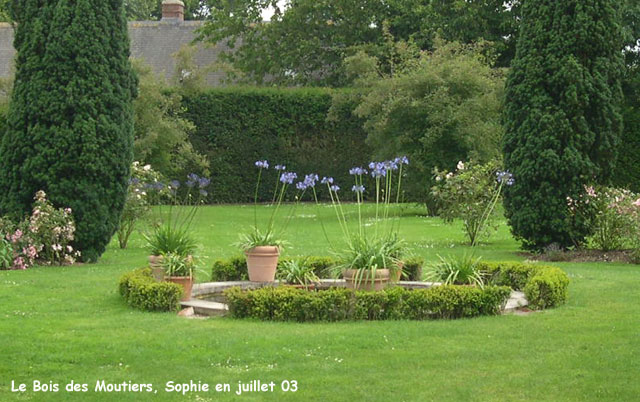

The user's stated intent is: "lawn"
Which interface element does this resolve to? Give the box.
[1,204,639,401]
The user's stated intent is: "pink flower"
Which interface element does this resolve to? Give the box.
[585,186,596,198]
[13,256,26,270]
[633,198,640,207]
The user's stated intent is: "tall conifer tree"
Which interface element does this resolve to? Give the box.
[503,1,624,250]
[0,0,137,261]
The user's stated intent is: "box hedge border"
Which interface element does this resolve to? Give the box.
[118,268,183,312]
[224,285,512,322]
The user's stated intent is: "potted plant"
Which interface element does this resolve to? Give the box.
[161,252,196,301]
[320,157,410,290]
[333,234,406,291]
[279,258,319,290]
[146,225,198,281]
[237,160,302,282]
[143,172,209,281]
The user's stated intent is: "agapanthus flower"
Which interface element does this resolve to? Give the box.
[303,174,319,188]
[129,177,140,186]
[170,180,181,189]
[321,177,334,184]
[385,160,399,171]
[198,177,210,188]
[255,160,269,169]
[186,173,199,188]
[330,185,340,192]
[280,172,297,184]
[370,162,387,178]
[296,182,308,190]
[274,164,286,171]
[349,167,367,176]
[352,185,365,193]
[496,171,514,186]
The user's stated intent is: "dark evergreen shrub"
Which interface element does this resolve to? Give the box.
[0,0,137,261]
[181,87,371,203]
[502,1,625,250]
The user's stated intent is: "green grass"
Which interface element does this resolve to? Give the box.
[1,204,639,401]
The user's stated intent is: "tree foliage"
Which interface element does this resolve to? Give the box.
[335,39,505,206]
[502,0,625,251]
[0,0,137,261]
[199,0,518,87]
[132,58,209,181]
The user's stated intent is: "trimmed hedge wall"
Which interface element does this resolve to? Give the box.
[479,261,570,309]
[118,268,183,312]
[225,285,511,322]
[182,87,371,203]
[211,255,425,282]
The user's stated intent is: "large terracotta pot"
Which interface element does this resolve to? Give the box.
[344,268,390,291]
[149,255,164,282]
[245,246,280,282]
[166,276,193,301]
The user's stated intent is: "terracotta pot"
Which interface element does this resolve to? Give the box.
[245,246,280,282]
[149,255,164,282]
[343,268,390,291]
[393,261,405,282]
[165,276,193,301]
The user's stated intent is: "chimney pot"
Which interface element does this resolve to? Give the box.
[162,0,185,22]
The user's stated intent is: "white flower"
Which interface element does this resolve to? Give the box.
[67,246,73,252]
[445,172,453,179]
[456,161,465,171]
[143,164,151,171]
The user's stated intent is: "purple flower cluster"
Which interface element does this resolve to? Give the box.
[330,185,340,192]
[186,173,210,189]
[274,164,286,171]
[496,171,515,186]
[321,177,334,184]
[349,167,367,176]
[295,174,319,191]
[280,172,298,184]
[352,185,365,194]
[255,160,269,169]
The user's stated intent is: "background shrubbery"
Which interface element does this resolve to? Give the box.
[182,87,371,203]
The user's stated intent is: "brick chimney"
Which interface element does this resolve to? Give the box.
[162,0,185,22]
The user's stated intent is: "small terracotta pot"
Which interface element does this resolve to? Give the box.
[393,261,405,282]
[165,276,193,301]
[344,268,390,291]
[149,255,164,282]
[245,246,280,282]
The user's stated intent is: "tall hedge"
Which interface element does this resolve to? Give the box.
[0,0,137,261]
[503,0,624,250]
[182,87,371,202]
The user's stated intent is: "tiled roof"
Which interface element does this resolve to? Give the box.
[0,20,228,85]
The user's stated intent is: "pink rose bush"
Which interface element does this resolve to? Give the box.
[0,191,79,270]
[567,185,640,252]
